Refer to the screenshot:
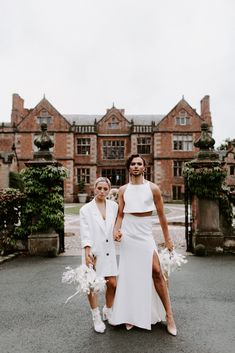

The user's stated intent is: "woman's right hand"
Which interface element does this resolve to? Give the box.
[85,251,94,267]
[114,229,122,242]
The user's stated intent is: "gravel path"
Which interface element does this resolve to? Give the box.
[62,204,188,256]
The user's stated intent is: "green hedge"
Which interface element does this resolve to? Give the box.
[15,165,67,238]
[0,188,26,254]
[9,171,24,192]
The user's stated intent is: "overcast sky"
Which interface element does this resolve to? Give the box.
[0,0,234,146]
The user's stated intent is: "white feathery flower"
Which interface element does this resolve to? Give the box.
[62,265,106,303]
[159,249,188,278]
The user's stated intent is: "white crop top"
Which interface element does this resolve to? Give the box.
[123,181,155,213]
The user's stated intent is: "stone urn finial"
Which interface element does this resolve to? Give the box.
[193,123,219,162]
[33,123,54,160]
[194,123,215,150]
[34,123,54,151]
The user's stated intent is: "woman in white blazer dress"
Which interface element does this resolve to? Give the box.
[80,177,118,333]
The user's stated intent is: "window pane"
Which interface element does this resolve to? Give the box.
[77,168,90,184]
[173,161,183,176]
[176,111,190,126]
[173,135,192,151]
[102,140,125,159]
[101,168,126,186]
[172,186,182,200]
[137,137,151,154]
[77,138,91,155]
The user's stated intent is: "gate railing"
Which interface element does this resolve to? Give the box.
[184,176,193,252]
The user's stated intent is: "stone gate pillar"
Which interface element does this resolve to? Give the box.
[26,123,64,256]
[187,123,224,254]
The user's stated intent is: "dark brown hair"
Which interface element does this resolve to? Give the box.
[126,154,146,170]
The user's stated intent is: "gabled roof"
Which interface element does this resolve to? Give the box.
[156,97,202,127]
[17,97,72,127]
[98,106,131,126]
[64,114,164,126]
[126,114,164,125]
[64,115,102,125]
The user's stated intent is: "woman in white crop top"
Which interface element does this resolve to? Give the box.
[109,154,177,336]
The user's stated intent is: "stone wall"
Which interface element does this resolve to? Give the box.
[0,152,15,188]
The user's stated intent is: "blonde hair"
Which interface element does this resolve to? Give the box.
[94,177,111,189]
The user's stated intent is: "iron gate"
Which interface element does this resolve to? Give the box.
[184,176,193,252]
[58,180,65,253]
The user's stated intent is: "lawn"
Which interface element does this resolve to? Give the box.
[64,204,170,216]
[64,205,82,215]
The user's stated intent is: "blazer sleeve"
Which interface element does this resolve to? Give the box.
[80,207,93,248]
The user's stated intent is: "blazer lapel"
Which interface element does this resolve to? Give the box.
[91,199,106,234]
[105,201,113,235]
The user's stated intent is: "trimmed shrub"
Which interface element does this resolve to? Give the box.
[15,165,67,237]
[0,188,25,254]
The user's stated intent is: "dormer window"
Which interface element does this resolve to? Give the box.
[176,111,190,125]
[37,110,52,125]
[108,116,120,129]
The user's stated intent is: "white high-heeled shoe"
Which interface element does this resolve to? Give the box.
[125,324,134,330]
[102,305,112,322]
[166,317,177,336]
[91,308,106,333]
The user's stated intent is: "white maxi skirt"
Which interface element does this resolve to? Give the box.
[110,214,166,330]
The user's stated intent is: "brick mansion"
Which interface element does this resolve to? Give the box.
[0,93,234,202]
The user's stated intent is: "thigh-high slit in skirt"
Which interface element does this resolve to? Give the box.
[110,214,166,330]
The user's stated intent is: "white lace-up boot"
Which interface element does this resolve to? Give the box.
[102,305,112,322]
[91,308,106,333]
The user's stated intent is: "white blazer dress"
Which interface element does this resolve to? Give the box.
[79,199,118,277]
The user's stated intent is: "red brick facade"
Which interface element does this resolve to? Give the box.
[0,93,215,202]
[222,141,235,192]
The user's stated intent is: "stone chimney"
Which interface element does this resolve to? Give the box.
[11,93,26,125]
[200,95,212,127]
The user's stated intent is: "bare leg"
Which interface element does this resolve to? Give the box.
[105,276,116,308]
[102,276,116,322]
[152,251,177,335]
[87,292,98,309]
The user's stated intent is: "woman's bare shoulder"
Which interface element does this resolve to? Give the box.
[119,184,128,193]
[148,181,161,194]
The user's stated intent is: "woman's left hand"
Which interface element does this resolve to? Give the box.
[165,238,174,251]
